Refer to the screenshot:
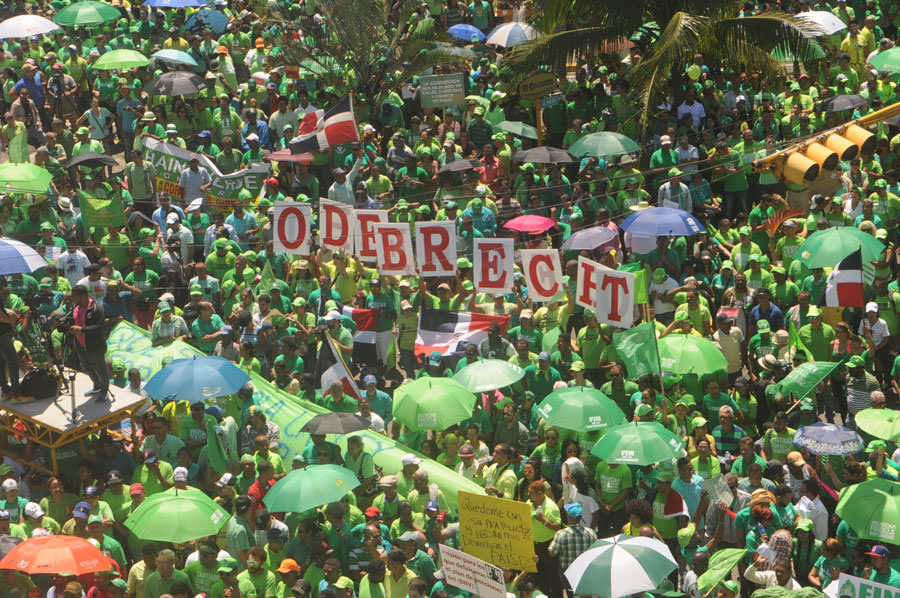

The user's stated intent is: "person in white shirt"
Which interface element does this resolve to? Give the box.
[649,268,679,324]
[455,444,478,480]
[357,396,385,433]
[713,314,745,381]
[327,156,363,205]
[676,88,706,126]
[744,553,802,589]
[56,248,91,287]
[795,482,828,541]
[675,135,700,180]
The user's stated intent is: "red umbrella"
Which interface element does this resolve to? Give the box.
[0,535,109,575]
[504,214,557,233]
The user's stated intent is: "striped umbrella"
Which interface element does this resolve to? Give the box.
[0,239,47,275]
[565,535,677,598]
[485,22,540,47]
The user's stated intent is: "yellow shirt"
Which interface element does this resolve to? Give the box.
[385,566,417,598]
[163,37,191,52]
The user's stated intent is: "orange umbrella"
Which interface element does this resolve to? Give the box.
[0,535,109,575]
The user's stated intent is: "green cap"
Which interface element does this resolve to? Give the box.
[720,581,739,595]
[217,557,240,573]
[667,167,683,178]
[657,470,675,482]
[757,320,771,333]
[738,226,751,235]
[634,403,653,417]
[677,522,696,547]
[190,284,203,295]
[806,306,821,317]
[795,517,814,532]
[112,358,126,371]
[87,515,103,524]
[692,416,708,428]
[866,439,886,452]
[139,227,155,239]
[848,354,866,368]
[158,301,172,312]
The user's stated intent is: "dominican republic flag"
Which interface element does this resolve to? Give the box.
[662,487,689,519]
[415,308,509,358]
[822,248,865,308]
[342,305,392,364]
[316,332,361,401]
[289,96,359,155]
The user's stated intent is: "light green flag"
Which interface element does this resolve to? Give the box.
[78,190,127,229]
[618,261,649,304]
[205,418,228,475]
[258,259,277,295]
[789,320,811,362]
[612,321,660,378]
[773,361,839,400]
[697,548,748,595]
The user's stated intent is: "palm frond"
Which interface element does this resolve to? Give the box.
[503,26,630,71]
[710,13,823,60]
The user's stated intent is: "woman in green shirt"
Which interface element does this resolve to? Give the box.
[124,257,160,329]
[345,435,377,503]
[38,476,78,526]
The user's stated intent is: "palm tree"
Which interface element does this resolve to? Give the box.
[270,0,473,102]
[505,0,823,133]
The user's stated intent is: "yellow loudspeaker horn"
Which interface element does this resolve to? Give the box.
[825,133,859,161]
[783,152,820,185]
[804,143,839,172]
[844,124,877,154]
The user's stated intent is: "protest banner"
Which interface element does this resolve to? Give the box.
[416,221,457,277]
[355,209,389,263]
[458,490,537,572]
[374,222,415,275]
[272,201,312,255]
[105,322,485,514]
[831,573,898,598]
[141,137,269,211]
[472,238,513,292]
[77,190,127,229]
[438,545,506,598]
[595,268,635,327]
[701,475,733,506]
[520,249,563,303]
[576,255,603,310]
[319,199,355,255]
[419,74,466,109]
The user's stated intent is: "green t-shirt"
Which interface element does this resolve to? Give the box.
[594,463,633,511]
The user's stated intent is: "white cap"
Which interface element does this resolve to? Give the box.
[23,502,44,519]
[401,453,422,466]
[659,135,672,145]
[173,467,189,482]
[1,479,17,492]
[736,94,747,103]
[323,310,341,321]
[166,212,179,224]
[187,198,203,212]
[520,308,534,319]
[866,301,880,313]
[217,473,235,487]
[160,292,175,303]
[246,133,259,142]
[363,124,376,133]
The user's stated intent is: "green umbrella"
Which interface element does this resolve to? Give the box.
[564,535,677,598]
[393,377,476,431]
[590,421,685,465]
[495,120,538,140]
[464,95,490,110]
[262,464,359,513]
[0,163,52,193]
[569,132,641,160]
[871,47,900,73]
[453,359,524,393]
[855,408,900,441]
[124,490,229,543]
[835,478,900,543]
[796,227,885,269]
[93,49,150,71]
[536,386,626,432]
[53,0,121,26]
[657,335,729,375]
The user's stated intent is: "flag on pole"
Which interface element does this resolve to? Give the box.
[612,322,660,378]
[822,248,865,308]
[342,305,392,364]
[788,320,811,362]
[77,190,127,229]
[415,308,509,358]
[289,96,359,154]
[316,332,361,401]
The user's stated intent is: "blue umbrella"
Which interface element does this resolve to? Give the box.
[185,9,229,34]
[144,0,205,7]
[447,24,485,42]
[619,207,706,237]
[0,239,47,275]
[793,422,864,455]
[143,356,251,403]
[152,49,198,67]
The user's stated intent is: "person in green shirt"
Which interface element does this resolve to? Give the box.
[798,307,836,362]
[209,557,242,598]
[595,461,633,532]
[763,412,796,463]
[186,544,223,595]
[237,546,278,597]
[144,548,193,598]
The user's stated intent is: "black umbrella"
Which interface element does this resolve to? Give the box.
[300,412,370,435]
[0,535,22,558]
[886,114,900,127]
[146,72,207,96]
[816,94,867,113]
[65,153,118,169]
[511,146,575,164]
[438,158,483,174]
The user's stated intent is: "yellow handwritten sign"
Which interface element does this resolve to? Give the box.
[458,490,537,572]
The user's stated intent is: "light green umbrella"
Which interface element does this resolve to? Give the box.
[262,464,359,513]
[124,489,229,543]
[564,535,677,598]
[796,227,886,268]
[855,408,900,441]
[393,377,476,431]
[0,163,53,193]
[93,49,150,71]
[657,335,729,375]
[495,120,538,140]
[569,132,641,160]
[835,478,900,543]
[464,95,490,110]
[53,1,121,26]
[453,359,524,393]
[590,421,685,465]
[536,386,626,432]
[871,47,900,73]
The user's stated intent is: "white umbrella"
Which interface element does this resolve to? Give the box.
[565,535,677,598]
[0,239,48,275]
[798,11,847,36]
[485,22,540,47]
[0,15,59,39]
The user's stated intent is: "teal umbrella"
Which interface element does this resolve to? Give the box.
[590,422,685,465]
[53,1,121,26]
[262,465,359,513]
[796,226,886,268]
[495,120,538,140]
[569,132,641,160]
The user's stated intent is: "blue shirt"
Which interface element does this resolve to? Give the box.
[749,303,786,333]
[13,73,43,106]
[225,211,258,251]
[459,206,497,235]
[672,474,704,517]
[241,120,271,150]
[116,97,142,134]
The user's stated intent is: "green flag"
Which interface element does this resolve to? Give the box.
[789,320,811,362]
[697,548,748,595]
[77,190,127,229]
[612,321,660,378]
[259,259,277,295]
[542,326,562,352]
[773,361,839,400]
[618,261,648,304]
[205,418,228,475]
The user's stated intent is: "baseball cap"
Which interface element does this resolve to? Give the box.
[459,444,475,456]
[564,503,584,519]
[129,483,144,496]
[538,351,551,362]
[425,501,440,511]
[276,559,301,573]
[848,355,866,368]
[173,467,189,482]
[401,453,422,466]
[23,502,44,519]
[868,545,891,558]
[217,557,240,573]
[429,351,443,366]
[757,320,771,334]
[364,506,381,518]
[806,306,821,318]
[866,301,879,313]
[107,471,124,485]
[677,522,696,547]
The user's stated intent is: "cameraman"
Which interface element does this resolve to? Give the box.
[67,285,109,402]
[0,278,21,399]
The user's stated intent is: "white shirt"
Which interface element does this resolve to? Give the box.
[859,317,890,347]
[796,495,828,541]
[56,250,91,286]
[357,411,386,433]
[676,144,700,178]
[650,276,679,315]
[677,100,706,126]
[744,564,802,590]
[714,326,745,374]
[75,275,109,300]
